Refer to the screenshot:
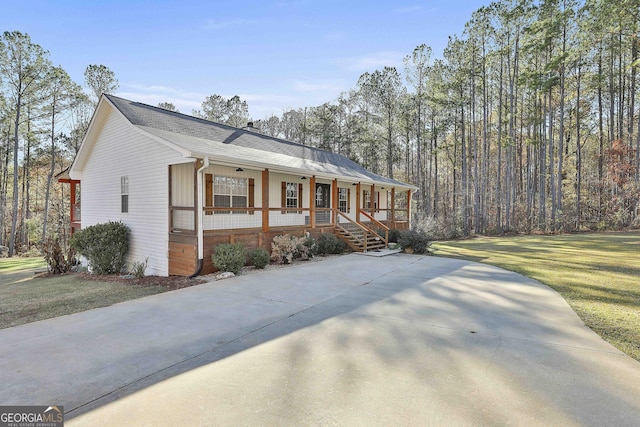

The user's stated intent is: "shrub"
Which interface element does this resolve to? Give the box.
[130,257,149,278]
[212,243,246,274]
[388,229,401,243]
[413,214,463,241]
[70,221,129,274]
[43,238,76,274]
[271,234,298,264]
[398,228,433,255]
[316,232,347,255]
[271,234,312,264]
[248,247,270,269]
[303,234,318,257]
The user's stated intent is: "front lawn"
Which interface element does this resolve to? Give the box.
[0,257,202,329]
[432,232,640,361]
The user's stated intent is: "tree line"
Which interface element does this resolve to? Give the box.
[249,0,639,237]
[1,0,639,256]
[0,30,119,256]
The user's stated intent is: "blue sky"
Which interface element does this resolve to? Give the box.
[3,0,488,119]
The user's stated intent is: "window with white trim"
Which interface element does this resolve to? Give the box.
[121,176,129,213]
[214,176,248,214]
[281,181,303,214]
[363,190,379,211]
[338,188,349,213]
[285,182,299,209]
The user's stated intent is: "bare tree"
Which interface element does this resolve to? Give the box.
[0,31,51,256]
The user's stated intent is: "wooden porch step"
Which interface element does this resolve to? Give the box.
[335,225,385,253]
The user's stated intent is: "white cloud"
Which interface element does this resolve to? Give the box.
[394,6,422,13]
[292,79,347,93]
[119,83,301,119]
[341,51,406,72]
[117,80,351,120]
[323,30,346,41]
[121,83,204,99]
[118,83,205,114]
[202,18,262,31]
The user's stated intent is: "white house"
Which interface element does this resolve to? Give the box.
[60,95,415,276]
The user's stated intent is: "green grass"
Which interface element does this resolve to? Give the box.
[433,231,640,361]
[0,257,47,273]
[0,258,172,329]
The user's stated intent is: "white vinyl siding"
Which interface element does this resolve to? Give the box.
[79,108,186,276]
[171,163,194,207]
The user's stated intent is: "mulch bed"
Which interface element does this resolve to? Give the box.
[41,254,343,290]
[75,272,205,290]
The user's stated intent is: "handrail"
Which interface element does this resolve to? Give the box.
[358,210,388,246]
[360,210,390,231]
[336,210,389,252]
[335,211,370,233]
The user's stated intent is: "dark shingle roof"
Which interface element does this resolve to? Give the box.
[105,94,412,188]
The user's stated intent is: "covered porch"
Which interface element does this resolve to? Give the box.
[168,161,412,276]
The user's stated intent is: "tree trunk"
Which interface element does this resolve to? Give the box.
[598,46,604,220]
[43,94,57,244]
[576,65,582,229]
[556,26,567,230]
[9,92,21,257]
[496,53,504,233]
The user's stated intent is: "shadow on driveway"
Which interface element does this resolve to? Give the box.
[2,254,640,426]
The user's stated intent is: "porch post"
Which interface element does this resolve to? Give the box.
[309,175,316,228]
[332,178,338,225]
[407,189,412,228]
[70,181,76,222]
[168,165,173,233]
[194,160,201,233]
[370,184,375,216]
[355,182,361,223]
[391,187,396,227]
[262,169,269,232]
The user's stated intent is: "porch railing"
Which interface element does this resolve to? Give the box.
[170,205,409,234]
[359,210,389,245]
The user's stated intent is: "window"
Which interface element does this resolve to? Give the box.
[286,182,298,208]
[214,176,248,214]
[363,190,379,211]
[281,182,303,213]
[121,176,129,213]
[363,190,371,210]
[338,188,350,213]
[315,185,324,207]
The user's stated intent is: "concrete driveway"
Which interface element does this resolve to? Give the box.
[2,254,640,426]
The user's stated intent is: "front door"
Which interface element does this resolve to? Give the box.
[315,183,331,224]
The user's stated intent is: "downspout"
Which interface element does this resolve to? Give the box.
[189,157,209,278]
